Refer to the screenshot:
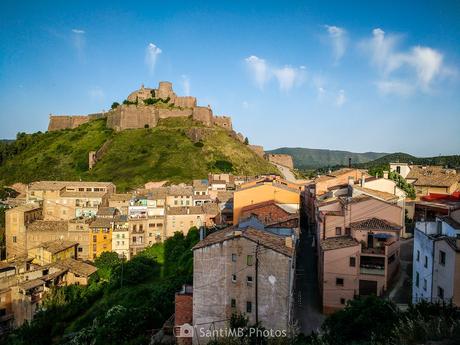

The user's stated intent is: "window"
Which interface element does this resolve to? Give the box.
[232,274,236,283]
[232,253,237,262]
[12,236,17,243]
[247,255,253,266]
[424,256,428,268]
[438,286,444,300]
[423,279,427,291]
[439,250,446,266]
[231,299,236,308]
[349,257,356,267]
[336,278,344,286]
[335,227,342,236]
[345,227,351,235]
[416,250,420,262]
[93,235,97,242]
[78,247,83,252]
[247,276,253,285]
[340,298,346,305]
[246,301,252,313]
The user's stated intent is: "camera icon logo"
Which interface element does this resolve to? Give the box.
[175,323,194,338]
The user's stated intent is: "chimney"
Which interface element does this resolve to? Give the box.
[199,227,206,240]
[348,157,352,168]
[348,176,354,197]
[360,176,365,187]
[285,236,293,248]
[383,171,389,179]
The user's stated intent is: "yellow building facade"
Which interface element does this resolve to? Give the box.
[233,177,301,223]
[89,218,113,260]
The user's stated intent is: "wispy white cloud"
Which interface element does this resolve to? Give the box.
[336,89,346,106]
[245,55,270,89]
[242,101,249,109]
[363,28,455,94]
[89,87,105,103]
[324,25,347,63]
[376,80,415,96]
[181,75,191,96]
[244,56,306,91]
[273,66,306,92]
[145,43,162,74]
[71,28,86,61]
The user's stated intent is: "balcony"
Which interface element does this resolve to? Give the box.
[360,255,385,276]
[360,266,385,276]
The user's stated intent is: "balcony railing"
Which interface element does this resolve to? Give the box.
[360,266,385,276]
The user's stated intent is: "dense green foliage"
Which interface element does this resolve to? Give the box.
[358,152,460,169]
[267,147,460,170]
[6,229,200,345]
[207,297,460,345]
[0,117,277,191]
[266,147,389,169]
[388,171,416,199]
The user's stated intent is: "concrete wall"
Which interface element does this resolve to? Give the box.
[321,245,359,314]
[412,227,434,303]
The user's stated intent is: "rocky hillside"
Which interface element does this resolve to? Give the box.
[0,117,278,191]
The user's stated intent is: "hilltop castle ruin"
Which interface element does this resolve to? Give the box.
[48,81,232,132]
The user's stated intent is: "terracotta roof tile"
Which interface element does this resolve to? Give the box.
[193,226,293,257]
[350,217,401,231]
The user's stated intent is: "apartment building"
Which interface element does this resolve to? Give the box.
[5,204,42,259]
[165,206,206,238]
[26,181,115,220]
[112,215,130,259]
[89,217,113,259]
[233,176,301,223]
[28,240,78,266]
[26,220,90,260]
[304,171,405,313]
[412,210,460,305]
[192,225,295,343]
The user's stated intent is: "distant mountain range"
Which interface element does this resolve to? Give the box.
[266,147,460,170]
[266,147,389,169]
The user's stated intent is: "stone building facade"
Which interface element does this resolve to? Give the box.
[192,227,295,343]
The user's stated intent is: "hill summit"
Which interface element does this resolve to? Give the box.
[48,81,233,132]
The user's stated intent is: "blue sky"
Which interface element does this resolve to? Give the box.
[1,0,459,156]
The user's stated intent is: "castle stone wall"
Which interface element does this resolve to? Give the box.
[265,154,294,170]
[174,96,197,108]
[192,106,213,126]
[213,116,232,130]
[47,82,234,132]
[107,105,158,131]
[158,108,193,119]
[48,115,90,131]
[249,145,265,157]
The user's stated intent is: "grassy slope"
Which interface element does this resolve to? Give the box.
[0,117,277,191]
[266,147,389,169]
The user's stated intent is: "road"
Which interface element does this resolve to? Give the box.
[293,227,325,334]
[272,163,297,182]
[388,238,413,304]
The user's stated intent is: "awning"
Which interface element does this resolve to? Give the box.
[373,233,393,239]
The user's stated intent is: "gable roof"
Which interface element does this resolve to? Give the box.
[350,217,401,231]
[321,236,359,251]
[32,240,78,254]
[353,186,399,202]
[193,226,293,257]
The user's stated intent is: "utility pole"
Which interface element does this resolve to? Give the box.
[255,241,259,325]
[121,252,125,289]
